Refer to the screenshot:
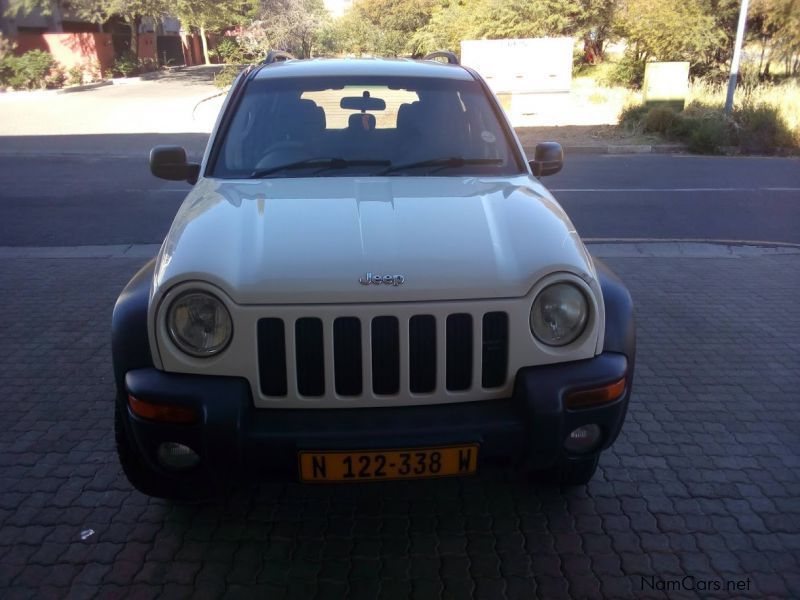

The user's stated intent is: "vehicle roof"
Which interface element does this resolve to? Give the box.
[253,58,475,81]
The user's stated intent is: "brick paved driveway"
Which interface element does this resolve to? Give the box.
[1,254,798,599]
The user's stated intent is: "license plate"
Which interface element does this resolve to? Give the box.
[298,444,479,482]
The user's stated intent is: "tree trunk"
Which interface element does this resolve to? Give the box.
[586,38,604,64]
[50,0,63,32]
[127,15,139,59]
[200,26,211,65]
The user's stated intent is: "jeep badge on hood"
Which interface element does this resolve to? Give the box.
[359,272,405,286]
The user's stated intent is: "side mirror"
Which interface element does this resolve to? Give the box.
[529,142,564,177]
[150,146,200,184]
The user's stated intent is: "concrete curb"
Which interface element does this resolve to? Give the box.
[586,240,800,258]
[109,76,144,85]
[2,77,140,98]
[0,87,60,98]
[0,143,686,159]
[523,143,689,156]
[0,150,205,159]
[56,80,113,94]
[0,244,161,259]
[2,241,797,261]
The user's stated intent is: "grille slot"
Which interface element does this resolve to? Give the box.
[257,311,509,400]
[446,313,473,391]
[481,312,508,388]
[371,316,400,395]
[257,318,287,396]
[333,317,362,396]
[295,317,325,396]
[409,315,436,393]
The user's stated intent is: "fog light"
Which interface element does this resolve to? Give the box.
[157,442,200,470]
[563,424,602,454]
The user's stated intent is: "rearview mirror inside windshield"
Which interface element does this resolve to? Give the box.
[340,95,386,111]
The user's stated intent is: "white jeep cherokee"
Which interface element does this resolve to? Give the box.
[112,53,635,499]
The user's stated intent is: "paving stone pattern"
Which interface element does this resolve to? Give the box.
[0,256,798,599]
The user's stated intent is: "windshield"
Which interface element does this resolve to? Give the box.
[209,75,524,178]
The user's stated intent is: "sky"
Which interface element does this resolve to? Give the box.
[323,0,353,18]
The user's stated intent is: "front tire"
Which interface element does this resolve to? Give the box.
[115,403,214,501]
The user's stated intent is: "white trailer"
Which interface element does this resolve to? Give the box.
[460,38,574,94]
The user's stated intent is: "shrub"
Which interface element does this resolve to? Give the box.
[602,52,645,89]
[138,57,158,73]
[643,106,677,134]
[46,63,65,88]
[733,103,794,154]
[687,115,730,154]
[88,59,104,82]
[214,64,243,88]
[112,53,139,77]
[212,37,245,64]
[67,65,84,86]
[618,103,649,129]
[6,50,62,90]
[620,80,799,155]
[0,56,14,89]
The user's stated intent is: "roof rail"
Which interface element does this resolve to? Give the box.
[422,50,459,65]
[263,50,296,65]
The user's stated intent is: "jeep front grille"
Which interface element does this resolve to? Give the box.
[257,312,509,399]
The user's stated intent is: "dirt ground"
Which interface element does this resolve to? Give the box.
[515,124,662,149]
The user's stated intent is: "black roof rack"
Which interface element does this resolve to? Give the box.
[422,50,459,65]
[263,50,296,65]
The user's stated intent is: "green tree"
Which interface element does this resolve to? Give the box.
[5,0,175,58]
[699,0,741,76]
[172,0,255,64]
[67,0,170,59]
[331,0,438,56]
[410,1,471,55]
[750,0,800,76]
[413,0,616,61]
[238,0,329,59]
[581,0,615,62]
[4,0,67,32]
[615,0,723,68]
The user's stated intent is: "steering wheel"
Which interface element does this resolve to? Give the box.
[254,141,310,170]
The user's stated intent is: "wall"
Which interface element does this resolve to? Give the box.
[14,33,115,74]
[137,32,157,62]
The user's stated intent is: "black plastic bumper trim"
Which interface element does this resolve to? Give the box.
[121,352,631,482]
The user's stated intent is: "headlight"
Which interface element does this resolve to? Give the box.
[167,291,233,357]
[530,282,589,346]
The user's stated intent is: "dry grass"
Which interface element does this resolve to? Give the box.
[687,79,800,148]
[618,78,799,153]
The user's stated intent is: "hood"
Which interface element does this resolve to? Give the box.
[153,176,596,304]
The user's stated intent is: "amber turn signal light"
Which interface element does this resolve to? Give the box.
[128,395,200,424]
[565,377,626,409]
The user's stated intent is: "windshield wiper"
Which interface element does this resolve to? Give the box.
[379,157,503,175]
[250,158,390,178]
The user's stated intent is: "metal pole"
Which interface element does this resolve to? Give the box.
[725,0,750,116]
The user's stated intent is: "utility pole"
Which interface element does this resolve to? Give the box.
[725,0,750,116]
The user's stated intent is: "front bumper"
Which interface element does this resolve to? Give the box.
[122,352,631,482]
